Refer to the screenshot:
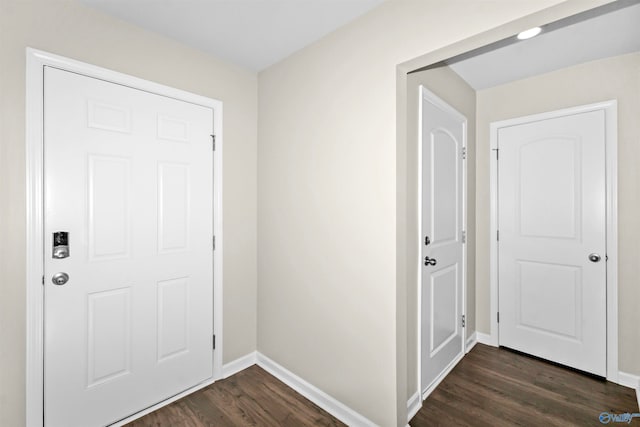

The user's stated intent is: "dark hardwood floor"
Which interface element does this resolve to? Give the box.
[126,365,344,427]
[410,344,638,427]
[127,344,636,426]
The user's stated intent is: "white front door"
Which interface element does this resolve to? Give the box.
[44,67,214,426]
[420,87,466,396]
[497,108,607,376]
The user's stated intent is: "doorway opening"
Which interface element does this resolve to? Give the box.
[401,1,636,421]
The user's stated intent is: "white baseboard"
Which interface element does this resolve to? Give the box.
[618,371,640,389]
[256,352,376,427]
[222,351,257,378]
[614,371,640,411]
[619,371,640,410]
[476,332,496,347]
[407,390,421,422]
[465,332,477,353]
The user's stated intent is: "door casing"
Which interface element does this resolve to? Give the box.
[25,48,224,427]
[417,85,468,401]
[488,100,618,383]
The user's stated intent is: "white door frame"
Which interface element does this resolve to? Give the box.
[25,48,224,427]
[488,100,618,383]
[417,85,468,400]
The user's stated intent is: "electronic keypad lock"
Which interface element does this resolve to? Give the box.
[52,231,69,259]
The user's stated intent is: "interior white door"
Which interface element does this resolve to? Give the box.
[498,109,606,376]
[420,88,465,395]
[44,67,214,426]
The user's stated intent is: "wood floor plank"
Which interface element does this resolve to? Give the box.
[238,368,342,427]
[126,365,345,427]
[411,344,638,427]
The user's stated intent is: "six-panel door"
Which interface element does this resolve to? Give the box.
[44,67,214,426]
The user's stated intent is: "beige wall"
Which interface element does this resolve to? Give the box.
[257,1,565,425]
[0,1,258,425]
[405,66,476,398]
[476,53,640,375]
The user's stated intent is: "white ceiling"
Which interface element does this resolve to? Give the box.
[81,0,385,71]
[447,1,640,90]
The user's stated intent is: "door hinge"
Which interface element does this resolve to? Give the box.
[424,236,430,246]
[461,147,467,160]
[212,334,216,350]
[497,230,499,241]
[211,134,216,151]
[461,315,466,328]
[493,148,499,160]
[42,275,45,285]
[461,230,466,244]
[497,312,500,323]
[213,235,216,250]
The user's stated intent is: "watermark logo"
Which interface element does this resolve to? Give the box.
[599,412,640,424]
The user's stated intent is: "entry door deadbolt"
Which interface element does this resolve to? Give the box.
[52,231,70,259]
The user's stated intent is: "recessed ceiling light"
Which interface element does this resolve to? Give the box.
[517,27,542,40]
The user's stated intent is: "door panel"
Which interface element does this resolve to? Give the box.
[44,67,214,426]
[421,89,465,395]
[517,261,582,340]
[157,277,190,361]
[430,265,458,354]
[158,163,191,252]
[88,155,131,259]
[498,109,606,376]
[518,138,580,239]
[431,131,459,242]
[87,288,132,387]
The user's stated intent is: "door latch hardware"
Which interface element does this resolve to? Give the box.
[588,253,601,263]
[51,272,69,286]
[424,256,437,266]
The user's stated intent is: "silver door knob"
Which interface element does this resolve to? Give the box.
[588,253,601,263]
[52,272,69,286]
